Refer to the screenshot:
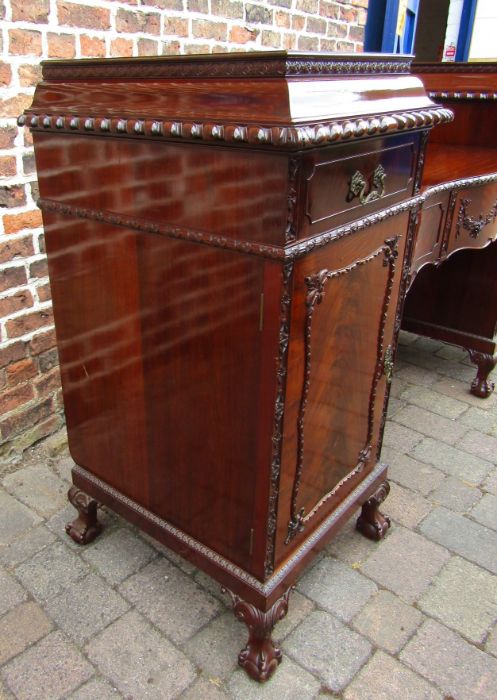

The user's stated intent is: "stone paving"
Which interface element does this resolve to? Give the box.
[1,330,497,699]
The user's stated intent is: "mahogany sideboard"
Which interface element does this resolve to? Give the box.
[20,51,452,681]
[404,62,497,398]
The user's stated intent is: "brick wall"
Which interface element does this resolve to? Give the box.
[0,0,368,461]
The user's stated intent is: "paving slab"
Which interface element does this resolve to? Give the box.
[181,676,230,700]
[0,490,42,546]
[227,657,321,700]
[0,524,56,570]
[297,556,377,622]
[352,590,423,654]
[418,556,497,644]
[44,572,130,644]
[420,507,497,575]
[274,590,316,640]
[384,481,432,528]
[484,469,497,495]
[382,421,424,453]
[68,678,123,700]
[457,429,497,464]
[394,405,468,445]
[80,527,156,585]
[381,447,446,496]
[2,631,93,700]
[119,557,220,644]
[432,376,497,409]
[401,619,497,700]
[430,476,482,513]
[85,610,195,700]
[46,503,117,549]
[399,385,468,419]
[0,601,52,665]
[283,610,371,692]
[460,406,497,436]
[183,611,245,681]
[15,540,89,601]
[411,437,493,485]
[325,514,378,566]
[2,465,67,518]
[470,493,497,531]
[486,624,497,658]
[360,527,450,603]
[0,567,27,616]
[395,362,442,386]
[344,650,442,700]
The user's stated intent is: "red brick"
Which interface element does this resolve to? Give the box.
[29,258,48,279]
[0,266,27,294]
[229,25,258,43]
[192,20,227,41]
[5,308,54,339]
[291,15,305,31]
[0,289,34,318]
[0,156,16,177]
[3,210,43,235]
[137,38,158,56]
[22,153,36,176]
[17,63,41,87]
[80,35,106,57]
[9,29,43,56]
[142,0,182,7]
[0,397,53,440]
[58,2,110,30]
[0,339,27,368]
[275,11,291,28]
[296,0,317,10]
[307,16,327,34]
[110,38,134,57]
[327,21,348,38]
[29,328,57,355]
[320,38,337,51]
[24,129,33,147]
[163,17,189,37]
[337,40,355,51]
[298,35,319,50]
[0,383,34,414]
[37,282,52,302]
[0,236,35,264]
[11,0,49,22]
[211,0,243,19]
[0,185,27,209]
[35,366,61,396]
[116,9,160,35]
[320,1,340,19]
[0,126,17,149]
[47,33,76,58]
[0,369,5,390]
[0,93,33,119]
[283,32,297,49]
[340,5,359,22]
[163,41,182,55]
[6,358,38,386]
[39,347,58,372]
[0,61,11,86]
[262,30,282,48]
[187,0,208,11]
[349,24,365,41]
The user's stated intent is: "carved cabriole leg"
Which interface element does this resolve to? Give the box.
[356,480,391,541]
[65,485,102,545]
[223,587,291,682]
[468,350,496,398]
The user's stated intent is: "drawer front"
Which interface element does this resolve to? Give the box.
[446,183,497,256]
[411,191,449,276]
[301,132,419,237]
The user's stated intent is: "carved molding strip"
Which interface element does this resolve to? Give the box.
[38,196,424,262]
[424,172,497,198]
[285,158,299,243]
[416,63,497,74]
[72,459,386,592]
[41,54,413,81]
[265,263,293,577]
[285,236,400,544]
[428,91,497,101]
[19,107,453,150]
[456,198,497,238]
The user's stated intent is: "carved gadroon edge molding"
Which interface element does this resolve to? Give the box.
[456,198,497,239]
[41,55,413,81]
[428,91,497,101]
[285,236,400,544]
[265,263,293,577]
[37,196,424,263]
[18,108,453,150]
[72,459,386,592]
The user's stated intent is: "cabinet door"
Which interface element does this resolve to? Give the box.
[276,212,410,558]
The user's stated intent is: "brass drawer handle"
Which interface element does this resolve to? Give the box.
[348,164,386,205]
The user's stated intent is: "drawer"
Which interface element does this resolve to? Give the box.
[411,190,450,276]
[300,132,419,237]
[446,183,497,256]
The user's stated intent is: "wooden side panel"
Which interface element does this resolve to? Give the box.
[43,208,275,575]
[275,212,409,564]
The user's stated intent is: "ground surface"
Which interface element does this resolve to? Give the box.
[1,331,497,699]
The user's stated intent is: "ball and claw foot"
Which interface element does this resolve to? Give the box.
[468,350,496,399]
[223,587,291,682]
[65,485,102,545]
[356,480,391,541]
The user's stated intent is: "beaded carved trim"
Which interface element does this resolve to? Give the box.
[429,91,497,101]
[19,108,453,150]
[72,460,386,592]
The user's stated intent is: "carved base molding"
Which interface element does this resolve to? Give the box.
[65,486,102,545]
[356,480,391,541]
[469,350,497,398]
[224,587,291,682]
